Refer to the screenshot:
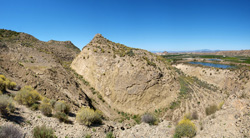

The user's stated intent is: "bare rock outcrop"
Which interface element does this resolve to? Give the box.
[71,34,180,114]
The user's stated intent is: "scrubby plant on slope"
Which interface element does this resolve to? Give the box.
[54,111,69,123]
[174,118,196,138]
[39,98,52,117]
[8,82,17,90]
[33,125,57,138]
[0,95,15,115]
[141,113,157,125]
[0,75,17,92]
[105,132,115,138]
[14,86,41,106]
[76,107,102,126]
[0,124,23,138]
[54,100,70,114]
[205,104,218,116]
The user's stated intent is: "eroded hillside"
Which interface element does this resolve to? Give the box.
[0,29,92,110]
[71,34,180,114]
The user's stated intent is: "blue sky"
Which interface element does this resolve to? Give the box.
[1,0,250,51]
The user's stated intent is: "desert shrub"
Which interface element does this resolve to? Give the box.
[76,107,102,126]
[205,104,218,116]
[85,134,92,138]
[14,86,41,106]
[170,101,181,109]
[33,125,57,138]
[184,113,192,120]
[39,102,52,117]
[0,95,15,115]
[141,113,157,125]
[49,99,56,108]
[0,78,6,91]
[31,104,39,111]
[174,119,196,138]
[54,112,69,123]
[41,97,50,103]
[105,132,115,138]
[0,124,23,138]
[8,82,16,90]
[0,75,6,80]
[192,111,198,120]
[54,100,70,114]
[3,79,10,89]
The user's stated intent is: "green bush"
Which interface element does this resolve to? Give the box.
[76,107,102,126]
[33,125,57,138]
[14,86,41,106]
[0,75,15,91]
[0,124,24,138]
[205,104,218,116]
[31,104,39,111]
[0,95,15,115]
[0,75,6,80]
[39,102,52,117]
[85,134,92,138]
[54,100,70,114]
[8,82,16,90]
[54,112,69,123]
[141,113,157,125]
[0,77,6,92]
[41,97,50,103]
[174,119,196,138]
[105,132,115,138]
[50,99,56,108]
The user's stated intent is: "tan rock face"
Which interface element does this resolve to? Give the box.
[71,34,179,114]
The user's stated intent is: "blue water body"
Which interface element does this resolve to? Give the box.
[189,62,234,69]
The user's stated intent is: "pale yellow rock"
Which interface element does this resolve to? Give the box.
[71,34,179,114]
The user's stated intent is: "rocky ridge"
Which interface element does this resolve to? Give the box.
[71,34,180,114]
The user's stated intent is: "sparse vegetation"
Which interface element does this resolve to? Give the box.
[170,101,181,110]
[0,75,17,91]
[205,104,218,116]
[0,124,23,138]
[141,113,157,125]
[143,56,157,68]
[76,107,102,126]
[31,103,39,111]
[126,49,135,57]
[85,134,92,138]
[178,76,193,98]
[50,99,56,108]
[39,102,52,117]
[15,86,41,106]
[72,69,90,86]
[54,112,69,123]
[191,111,198,120]
[105,132,115,138]
[54,100,70,114]
[33,125,57,138]
[8,82,17,90]
[0,95,15,115]
[174,119,196,138]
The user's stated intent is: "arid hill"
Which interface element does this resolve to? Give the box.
[1,29,250,138]
[71,34,180,114]
[0,29,92,110]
